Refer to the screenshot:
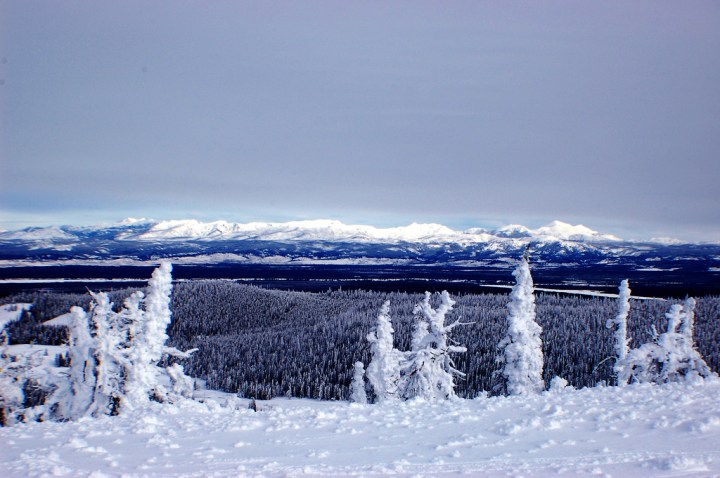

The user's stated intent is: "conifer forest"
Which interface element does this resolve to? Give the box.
[4,279,719,402]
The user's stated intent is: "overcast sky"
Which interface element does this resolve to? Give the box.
[1,1,719,241]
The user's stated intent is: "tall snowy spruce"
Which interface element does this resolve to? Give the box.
[365,301,401,403]
[397,291,466,400]
[606,280,631,386]
[497,256,544,395]
[124,262,174,408]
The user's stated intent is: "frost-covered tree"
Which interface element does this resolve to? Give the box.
[87,292,128,416]
[621,299,714,384]
[58,306,97,419]
[658,299,713,382]
[497,257,544,395]
[397,291,466,400]
[680,297,696,344]
[349,361,367,404]
[365,301,401,402]
[4,263,198,424]
[606,280,631,386]
[122,291,145,345]
[0,346,60,425]
[0,344,30,425]
[125,262,179,407]
[166,363,195,398]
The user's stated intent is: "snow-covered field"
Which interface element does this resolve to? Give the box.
[2,380,719,477]
[0,303,31,330]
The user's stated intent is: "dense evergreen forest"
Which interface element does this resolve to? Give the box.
[3,282,719,400]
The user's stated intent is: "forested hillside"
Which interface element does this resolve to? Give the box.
[3,282,719,400]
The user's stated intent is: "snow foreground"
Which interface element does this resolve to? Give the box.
[2,381,720,478]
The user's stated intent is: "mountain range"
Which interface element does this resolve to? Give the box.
[1,218,719,295]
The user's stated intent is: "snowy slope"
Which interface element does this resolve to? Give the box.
[2,380,719,477]
[0,303,31,330]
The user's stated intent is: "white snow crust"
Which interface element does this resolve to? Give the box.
[2,380,719,477]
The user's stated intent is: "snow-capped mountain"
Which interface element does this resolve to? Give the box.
[0,218,622,246]
[1,218,719,296]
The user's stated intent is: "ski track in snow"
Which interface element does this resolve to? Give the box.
[2,380,720,477]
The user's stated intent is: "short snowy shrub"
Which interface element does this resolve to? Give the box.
[620,298,714,385]
[548,376,571,393]
[349,361,368,404]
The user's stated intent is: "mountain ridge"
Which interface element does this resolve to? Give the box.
[0,218,629,246]
[1,218,719,296]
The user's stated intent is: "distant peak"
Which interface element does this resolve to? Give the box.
[117,217,152,225]
[531,221,620,242]
[494,224,532,238]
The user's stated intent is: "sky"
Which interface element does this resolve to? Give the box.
[1,1,719,242]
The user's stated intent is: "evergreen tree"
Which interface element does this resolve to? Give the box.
[125,262,175,407]
[87,292,127,416]
[621,299,714,384]
[365,301,401,402]
[497,257,544,395]
[606,280,631,386]
[397,291,466,400]
[349,361,367,404]
[61,306,96,419]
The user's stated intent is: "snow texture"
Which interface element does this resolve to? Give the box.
[1,380,719,477]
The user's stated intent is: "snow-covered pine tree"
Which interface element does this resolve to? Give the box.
[57,306,97,420]
[124,262,174,406]
[680,297,695,343]
[87,292,127,416]
[1,263,198,424]
[678,298,714,381]
[365,301,401,403]
[606,279,631,386]
[349,361,368,404]
[658,299,713,382]
[658,304,685,382]
[397,291,466,400]
[122,290,145,345]
[0,340,31,425]
[497,256,544,395]
[621,298,714,384]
